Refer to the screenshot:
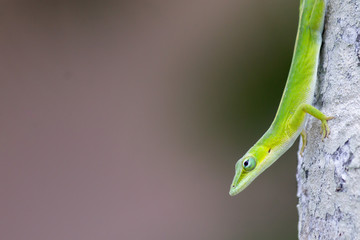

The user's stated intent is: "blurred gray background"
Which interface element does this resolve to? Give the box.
[1,0,300,239]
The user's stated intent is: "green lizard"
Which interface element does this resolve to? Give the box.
[229,0,333,196]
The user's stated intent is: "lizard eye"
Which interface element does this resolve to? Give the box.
[243,157,256,171]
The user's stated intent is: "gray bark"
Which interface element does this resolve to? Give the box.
[297,0,360,239]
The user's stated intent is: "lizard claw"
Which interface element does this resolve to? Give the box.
[321,116,334,141]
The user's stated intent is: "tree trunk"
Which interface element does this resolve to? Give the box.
[297,0,360,239]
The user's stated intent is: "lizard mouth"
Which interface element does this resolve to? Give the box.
[229,168,249,196]
[229,179,249,196]
[229,186,241,196]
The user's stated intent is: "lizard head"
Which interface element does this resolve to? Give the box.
[229,145,275,196]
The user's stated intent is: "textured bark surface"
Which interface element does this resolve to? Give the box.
[297,0,360,239]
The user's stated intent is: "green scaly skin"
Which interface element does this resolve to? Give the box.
[230,0,333,196]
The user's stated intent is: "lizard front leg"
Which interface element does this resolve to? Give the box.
[289,103,334,140]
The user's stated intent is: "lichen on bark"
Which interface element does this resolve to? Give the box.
[297,0,360,239]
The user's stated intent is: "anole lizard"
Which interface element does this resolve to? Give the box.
[229,0,333,196]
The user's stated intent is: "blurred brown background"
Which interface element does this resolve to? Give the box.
[1,0,300,239]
